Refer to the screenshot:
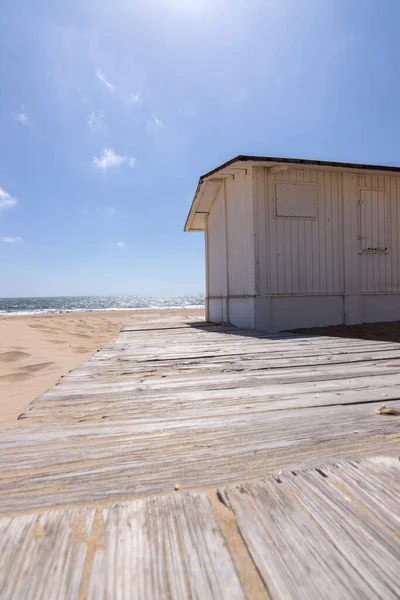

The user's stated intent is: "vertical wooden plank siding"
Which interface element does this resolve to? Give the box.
[207,186,227,322]
[225,170,256,296]
[342,172,360,294]
[205,163,400,330]
[204,216,210,321]
[358,174,394,293]
[391,177,399,290]
[207,187,227,298]
[254,167,267,295]
[260,169,400,297]
[263,167,343,295]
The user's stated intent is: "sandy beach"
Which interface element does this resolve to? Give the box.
[0,308,204,430]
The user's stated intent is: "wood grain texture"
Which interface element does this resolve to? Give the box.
[1,317,400,599]
[220,456,400,600]
[0,492,245,600]
[1,319,400,513]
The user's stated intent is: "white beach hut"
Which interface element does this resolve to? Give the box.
[185,155,400,331]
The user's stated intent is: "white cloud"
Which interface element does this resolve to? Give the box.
[2,236,22,244]
[96,69,114,91]
[88,111,106,132]
[116,242,125,248]
[148,115,164,129]
[15,110,28,125]
[126,92,142,106]
[0,188,17,214]
[92,148,136,171]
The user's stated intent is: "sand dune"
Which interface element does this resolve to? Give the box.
[0,351,32,362]
[0,308,204,430]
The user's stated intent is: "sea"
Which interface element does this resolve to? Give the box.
[0,295,205,317]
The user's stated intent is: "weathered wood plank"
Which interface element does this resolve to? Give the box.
[2,317,400,598]
[15,318,400,430]
[1,401,399,512]
[320,457,400,536]
[0,493,245,600]
[0,508,91,600]
[32,361,400,398]
[18,389,400,427]
[2,316,400,513]
[70,348,400,376]
[220,456,400,600]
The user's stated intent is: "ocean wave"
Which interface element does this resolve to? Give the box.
[0,296,205,317]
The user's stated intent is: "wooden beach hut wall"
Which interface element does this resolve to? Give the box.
[185,155,400,332]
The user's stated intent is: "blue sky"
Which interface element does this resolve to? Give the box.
[0,0,399,297]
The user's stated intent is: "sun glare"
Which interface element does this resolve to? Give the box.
[166,0,217,17]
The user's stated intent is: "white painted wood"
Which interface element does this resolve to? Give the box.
[207,186,227,300]
[269,164,289,174]
[359,178,392,295]
[228,298,255,329]
[359,188,388,253]
[254,166,268,298]
[205,215,210,321]
[225,171,255,298]
[269,295,343,331]
[207,172,256,327]
[266,167,343,296]
[198,158,400,331]
[275,181,317,218]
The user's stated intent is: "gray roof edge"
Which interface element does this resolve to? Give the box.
[200,155,400,180]
[184,154,400,232]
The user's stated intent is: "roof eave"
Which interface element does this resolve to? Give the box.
[184,155,400,232]
[184,179,203,232]
[184,156,245,232]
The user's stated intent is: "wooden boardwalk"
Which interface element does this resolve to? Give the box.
[1,315,400,599]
